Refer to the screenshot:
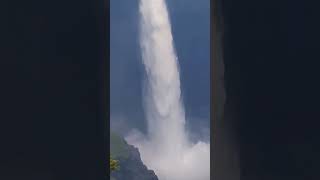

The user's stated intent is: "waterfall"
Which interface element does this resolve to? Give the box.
[126,0,210,179]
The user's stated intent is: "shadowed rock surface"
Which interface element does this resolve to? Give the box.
[110,133,158,180]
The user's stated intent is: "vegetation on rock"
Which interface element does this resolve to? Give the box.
[110,157,119,171]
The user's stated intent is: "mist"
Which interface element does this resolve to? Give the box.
[125,0,210,179]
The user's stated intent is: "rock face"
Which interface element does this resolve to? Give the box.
[110,133,158,180]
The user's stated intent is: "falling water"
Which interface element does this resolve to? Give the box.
[126,0,210,179]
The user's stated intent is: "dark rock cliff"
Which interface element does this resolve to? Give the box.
[110,133,158,180]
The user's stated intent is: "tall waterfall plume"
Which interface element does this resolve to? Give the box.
[126,0,210,179]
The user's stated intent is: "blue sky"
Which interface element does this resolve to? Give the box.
[110,0,210,139]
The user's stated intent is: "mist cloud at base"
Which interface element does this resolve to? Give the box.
[126,129,210,180]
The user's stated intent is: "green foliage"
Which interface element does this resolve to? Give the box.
[110,157,119,171]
